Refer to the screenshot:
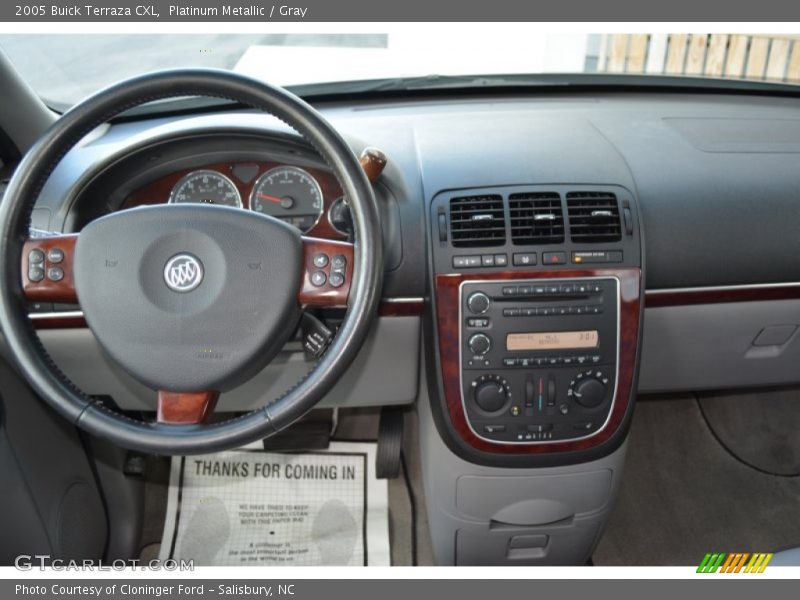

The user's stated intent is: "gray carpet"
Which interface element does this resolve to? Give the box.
[594,396,800,566]
[699,388,800,476]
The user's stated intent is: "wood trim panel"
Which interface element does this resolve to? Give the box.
[645,284,800,307]
[434,268,642,455]
[378,298,425,317]
[22,234,78,303]
[30,313,87,329]
[157,391,220,424]
[122,161,348,240]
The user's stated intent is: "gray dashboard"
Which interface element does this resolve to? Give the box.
[12,90,800,407]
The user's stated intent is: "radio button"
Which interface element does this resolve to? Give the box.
[543,251,566,265]
[494,254,508,266]
[467,317,490,328]
[484,424,506,434]
[502,286,517,296]
[467,292,491,314]
[468,333,492,356]
[528,423,553,433]
[481,254,495,267]
[519,285,532,295]
[473,379,509,413]
[513,253,537,266]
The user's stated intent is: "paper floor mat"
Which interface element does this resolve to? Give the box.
[159,442,389,566]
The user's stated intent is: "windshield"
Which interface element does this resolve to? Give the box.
[1,32,799,108]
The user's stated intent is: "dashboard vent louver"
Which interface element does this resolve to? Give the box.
[567,192,622,243]
[509,192,564,245]
[449,194,506,247]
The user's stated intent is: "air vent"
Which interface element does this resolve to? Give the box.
[567,192,622,243]
[509,192,564,245]
[449,194,506,247]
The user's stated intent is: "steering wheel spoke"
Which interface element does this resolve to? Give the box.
[22,234,78,303]
[157,391,220,424]
[299,236,354,307]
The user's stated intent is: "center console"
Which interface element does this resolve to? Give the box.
[422,184,643,565]
[460,277,619,444]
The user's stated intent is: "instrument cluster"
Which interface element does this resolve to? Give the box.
[122,161,350,237]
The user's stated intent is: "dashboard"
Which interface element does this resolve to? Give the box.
[6,87,800,566]
[12,91,800,465]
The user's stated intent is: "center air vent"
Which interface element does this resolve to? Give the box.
[509,192,564,244]
[567,192,622,243]
[449,194,506,247]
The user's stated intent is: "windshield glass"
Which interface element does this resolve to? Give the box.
[1,32,799,107]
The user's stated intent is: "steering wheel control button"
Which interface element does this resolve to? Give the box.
[313,253,329,268]
[311,270,327,287]
[331,254,347,271]
[28,248,45,264]
[467,291,490,314]
[47,267,64,282]
[329,272,345,288]
[163,253,204,293]
[28,266,45,282]
[47,247,65,263]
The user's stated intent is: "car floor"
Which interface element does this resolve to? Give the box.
[137,408,435,566]
[593,391,800,566]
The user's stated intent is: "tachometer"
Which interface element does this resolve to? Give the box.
[249,166,323,232]
[169,170,242,207]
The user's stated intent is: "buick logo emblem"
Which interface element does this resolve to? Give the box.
[163,254,204,292]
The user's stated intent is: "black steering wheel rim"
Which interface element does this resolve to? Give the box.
[0,69,383,454]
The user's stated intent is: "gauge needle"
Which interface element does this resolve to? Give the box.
[256,193,283,203]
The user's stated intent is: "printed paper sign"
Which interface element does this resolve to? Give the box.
[159,442,389,566]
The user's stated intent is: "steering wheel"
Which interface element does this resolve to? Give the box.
[0,69,383,454]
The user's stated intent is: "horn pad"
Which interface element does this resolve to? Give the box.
[73,204,302,391]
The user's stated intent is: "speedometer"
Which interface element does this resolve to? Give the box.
[249,166,323,233]
[169,170,242,207]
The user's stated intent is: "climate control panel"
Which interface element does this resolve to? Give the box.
[459,277,619,443]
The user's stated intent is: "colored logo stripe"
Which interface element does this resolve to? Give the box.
[698,552,772,573]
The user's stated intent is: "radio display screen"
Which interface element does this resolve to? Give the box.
[506,330,599,351]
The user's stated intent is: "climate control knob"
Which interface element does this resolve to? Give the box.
[572,378,606,408]
[468,333,492,356]
[472,375,510,413]
[467,292,490,314]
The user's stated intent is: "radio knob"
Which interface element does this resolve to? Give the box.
[468,333,492,356]
[474,379,509,412]
[467,292,490,314]
[573,378,606,408]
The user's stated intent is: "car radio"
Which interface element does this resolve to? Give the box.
[459,277,619,443]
